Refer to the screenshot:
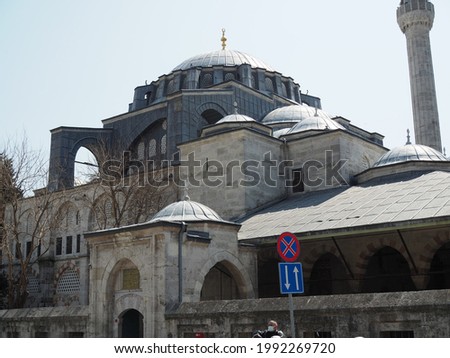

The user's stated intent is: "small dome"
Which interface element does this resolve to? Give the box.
[216,113,256,124]
[287,115,344,134]
[262,104,331,126]
[150,198,225,223]
[173,49,275,72]
[373,144,448,167]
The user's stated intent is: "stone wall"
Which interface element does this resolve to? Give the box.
[0,306,89,338]
[167,290,450,338]
[2,290,450,337]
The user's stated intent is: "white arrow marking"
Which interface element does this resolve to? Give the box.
[293,266,300,290]
[284,265,290,290]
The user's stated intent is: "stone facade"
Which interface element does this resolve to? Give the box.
[1,2,450,339]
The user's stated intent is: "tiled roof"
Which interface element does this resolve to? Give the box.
[238,171,450,241]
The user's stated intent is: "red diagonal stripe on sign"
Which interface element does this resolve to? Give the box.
[281,237,296,257]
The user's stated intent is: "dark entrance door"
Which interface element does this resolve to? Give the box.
[120,309,143,338]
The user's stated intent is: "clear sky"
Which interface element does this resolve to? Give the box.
[1,0,449,162]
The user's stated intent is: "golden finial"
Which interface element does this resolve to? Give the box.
[221,28,227,50]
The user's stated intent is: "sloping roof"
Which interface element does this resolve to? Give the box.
[238,171,450,241]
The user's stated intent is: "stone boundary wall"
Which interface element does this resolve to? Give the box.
[167,290,450,338]
[0,306,89,338]
[1,290,450,338]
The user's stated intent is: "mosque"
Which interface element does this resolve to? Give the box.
[1,0,450,338]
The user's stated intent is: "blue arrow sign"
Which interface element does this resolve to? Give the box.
[279,262,304,294]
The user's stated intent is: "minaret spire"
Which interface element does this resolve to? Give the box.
[397,0,442,152]
[406,129,411,145]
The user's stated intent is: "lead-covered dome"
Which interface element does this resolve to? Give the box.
[373,144,448,167]
[287,115,345,134]
[262,104,331,126]
[150,197,225,223]
[216,113,256,124]
[173,49,275,72]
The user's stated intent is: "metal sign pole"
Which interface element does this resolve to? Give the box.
[288,293,296,338]
[277,233,302,339]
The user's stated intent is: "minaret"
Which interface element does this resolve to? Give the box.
[397,0,442,152]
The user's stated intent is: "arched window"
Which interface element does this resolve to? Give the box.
[265,77,274,93]
[362,247,415,293]
[137,141,145,161]
[88,194,115,230]
[129,119,167,166]
[224,72,235,81]
[201,73,213,87]
[148,139,157,158]
[281,82,288,97]
[167,80,175,94]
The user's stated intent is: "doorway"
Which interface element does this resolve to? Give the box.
[119,309,143,338]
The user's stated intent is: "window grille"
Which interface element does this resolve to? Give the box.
[56,268,80,294]
[161,135,167,155]
[224,73,235,81]
[27,275,40,294]
[201,73,213,87]
[148,139,157,158]
[265,77,274,92]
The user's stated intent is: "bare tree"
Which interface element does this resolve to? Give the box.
[82,138,176,231]
[0,137,56,308]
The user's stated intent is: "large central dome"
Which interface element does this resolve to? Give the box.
[172,49,275,72]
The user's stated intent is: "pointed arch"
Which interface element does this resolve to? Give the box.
[87,192,120,230]
[309,253,351,295]
[74,146,98,185]
[196,102,227,125]
[427,242,450,290]
[201,262,239,301]
[54,201,79,231]
[128,118,167,167]
[106,258,141,294]
[193,251,255,301]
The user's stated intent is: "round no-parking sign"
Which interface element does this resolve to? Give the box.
[277,232,300,262]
